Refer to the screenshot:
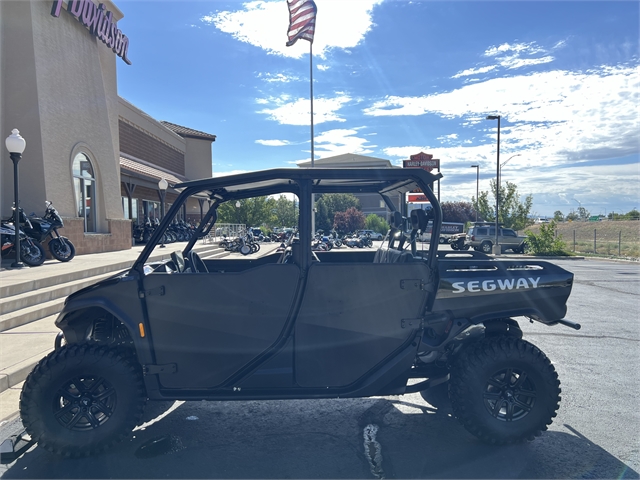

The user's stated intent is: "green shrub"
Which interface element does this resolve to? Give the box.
[525,220,569,255]
[365,214,390,235]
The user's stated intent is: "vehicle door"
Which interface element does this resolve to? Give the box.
[500,228,518,247]
[141,263,300,389]
[293,260,434,388]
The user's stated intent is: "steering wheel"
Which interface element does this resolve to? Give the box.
[189,251,208,273]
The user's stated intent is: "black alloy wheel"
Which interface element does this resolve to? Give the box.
[49,237,76,262]
[20,345,146,457]
[449,336,560,444]
[20,240,46,266]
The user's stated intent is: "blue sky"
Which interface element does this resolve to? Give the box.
[116,1,639,217]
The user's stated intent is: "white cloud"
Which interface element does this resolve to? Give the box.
[255,139,292,146]
[257,73,299,83]
[366,65,639,167]
[484,42,545,57]
[317,65,330,71]
[202,0,383,59]
[258,94,353,125]
[453,41,557,78]
[314,128,376,157]
[452,65,497,79]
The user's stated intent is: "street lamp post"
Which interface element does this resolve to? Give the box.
[158,178,168,248]
[470,165,479,222]
[486,115,500,254]
[5,129,27,268]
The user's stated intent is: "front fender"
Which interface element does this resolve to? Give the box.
[55,273,153,364]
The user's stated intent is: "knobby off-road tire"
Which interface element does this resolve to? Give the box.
[20,345,146,457]
[449,336,560,445]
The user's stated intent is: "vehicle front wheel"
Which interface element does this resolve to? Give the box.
[449,337,560,445]
[49,237,76,262]
[20,345,146,457]
[481,241,493,254]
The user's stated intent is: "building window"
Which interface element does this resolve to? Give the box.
[142,200,160,222]
[122,197,138,223]
[72,153,96,232]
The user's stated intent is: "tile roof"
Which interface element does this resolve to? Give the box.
[160,121,216,141]
[120,156,187,186]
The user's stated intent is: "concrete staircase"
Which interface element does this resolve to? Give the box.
[0,242,227,393]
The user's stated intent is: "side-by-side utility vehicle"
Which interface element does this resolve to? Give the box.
[12,168,578,458]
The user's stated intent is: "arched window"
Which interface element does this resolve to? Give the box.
[72,153,97,232]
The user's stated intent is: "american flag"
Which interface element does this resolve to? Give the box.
[286,0,317,47]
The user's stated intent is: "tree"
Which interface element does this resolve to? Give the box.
[272,195,298,227]
[333,207,365,234]
[315,194,360,227]
[314,198,331,232]
[525,221,568,255]
[441,201,477,223]
[553,210,564,222]
[565,210,579,222]
[217,195,293,228]
[577,206,590,221]
[475,179,533,231]
[365,214,389,235]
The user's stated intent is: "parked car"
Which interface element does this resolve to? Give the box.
[10,168,575,461]
[465,222,527,253]
[357,229,384,241]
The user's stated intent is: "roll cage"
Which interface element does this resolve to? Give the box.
[132,168,443,273]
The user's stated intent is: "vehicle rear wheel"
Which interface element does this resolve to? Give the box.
[20,345,146,457]
[449,336,560,445]
[49,237,76,262]
[20,240,46,266]
[438,236,446,244]
[481,241,493,254]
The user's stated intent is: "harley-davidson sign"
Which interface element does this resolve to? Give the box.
[51,0,132,65]
[403,152,439,172]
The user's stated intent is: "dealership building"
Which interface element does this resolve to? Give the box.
[1,0,216,255]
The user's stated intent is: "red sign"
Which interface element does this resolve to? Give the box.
[403,152,440,172]
[408,194,430,203]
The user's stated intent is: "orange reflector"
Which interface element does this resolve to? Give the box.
[138,323,145,337]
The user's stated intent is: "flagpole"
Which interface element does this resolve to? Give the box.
[310,42,314,168]
[310,41,315,233]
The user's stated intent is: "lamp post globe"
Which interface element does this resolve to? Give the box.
[5,129,27,268]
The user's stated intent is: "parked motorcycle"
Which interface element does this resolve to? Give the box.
[1,218,46,266]
[22,201,76,262]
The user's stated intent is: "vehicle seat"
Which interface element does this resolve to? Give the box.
[170,251,185,273]
[373,248,413,263]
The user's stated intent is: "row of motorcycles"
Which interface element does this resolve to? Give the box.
[311,231,375,251]
[219,231,263,255]
[1,201,76,267]
[132,217,197,245]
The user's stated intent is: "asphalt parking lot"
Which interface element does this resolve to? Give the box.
[0,251,638,478]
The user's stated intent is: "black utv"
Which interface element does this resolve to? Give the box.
[17,168,577,458]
